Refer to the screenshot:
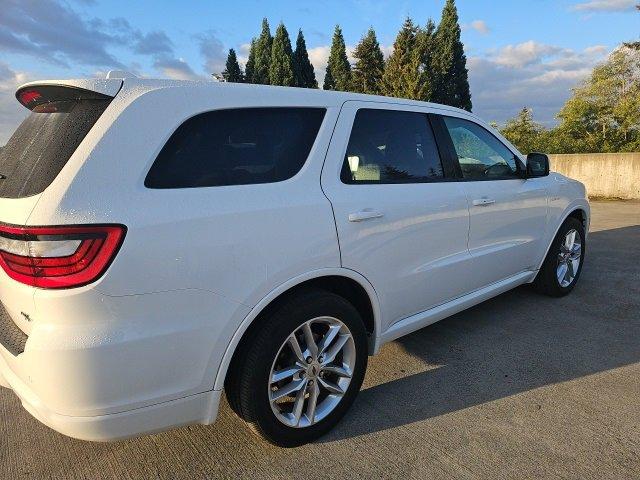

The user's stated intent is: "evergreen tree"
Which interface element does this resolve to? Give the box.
[352,28,385,95]
[253,18,273,84]
[244,39,257,83]
[269,23,295,86]
[222,48,244,83]
[381,18,421,99]
[323,25,351,91]
[293,29,318,88]
[415,18,437,101]
[432,0,472,111]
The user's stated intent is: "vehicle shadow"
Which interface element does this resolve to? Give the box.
[320,225,640,442]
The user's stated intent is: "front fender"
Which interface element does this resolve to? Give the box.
[536,199,590,271]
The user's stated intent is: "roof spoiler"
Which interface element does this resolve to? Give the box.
[15,77,123,111]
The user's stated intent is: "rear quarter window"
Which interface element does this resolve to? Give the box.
[145,108,326,189]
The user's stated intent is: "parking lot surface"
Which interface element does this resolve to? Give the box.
[1,200,639,479]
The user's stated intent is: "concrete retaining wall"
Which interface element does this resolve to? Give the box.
[549,153,640,199]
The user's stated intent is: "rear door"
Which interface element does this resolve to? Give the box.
[434,114,548,289]
[321,101,472,330]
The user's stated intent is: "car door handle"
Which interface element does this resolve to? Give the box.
[348,209,384,222]
[472,198,496,206]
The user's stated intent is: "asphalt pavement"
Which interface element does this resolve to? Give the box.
[1,200,639,479]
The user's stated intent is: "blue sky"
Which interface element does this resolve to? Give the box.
[0,0,638,143]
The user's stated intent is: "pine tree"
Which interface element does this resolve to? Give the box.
[293,29,318,88]
[222,48,244,83]
[381,18,421,99]
[253,18,273,85]
[352,28,385,95]
[269,23,295,86]
[415,18,436,101]
[432,0,472,111]
[323,25,351,91]
[245,39,257,83]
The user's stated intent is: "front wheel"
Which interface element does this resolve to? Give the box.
[225,289,368,447]
[533,216,585,297]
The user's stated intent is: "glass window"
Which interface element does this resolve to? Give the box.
[341,109,444,184]
[0,90,111,199]
[442,116,520,180]
[145,108,325,189]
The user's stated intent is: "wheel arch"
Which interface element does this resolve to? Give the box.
[214,268,381,391]
[536,203,590,271]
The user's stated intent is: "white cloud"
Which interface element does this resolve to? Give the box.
[195,31,227,75]
[236,43,252,68]
[0,63,30,145]
[469,44,610,126]
[153,57,201,81]
[467,20,490,34]
[307,45,332,85]
[493,41,565,68]
[571,0,637,12]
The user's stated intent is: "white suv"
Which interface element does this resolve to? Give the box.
[0,73,589,447]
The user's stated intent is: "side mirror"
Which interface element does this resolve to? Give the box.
[526,153,550,178]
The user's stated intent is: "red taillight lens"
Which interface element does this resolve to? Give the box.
[0,224,126,289]
[18,89,42,106]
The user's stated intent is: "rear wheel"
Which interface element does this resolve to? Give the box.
[225,289,368,447]
[533,216,585,297]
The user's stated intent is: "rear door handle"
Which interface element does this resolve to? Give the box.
[472,198,496,206]
[348,209,384,222]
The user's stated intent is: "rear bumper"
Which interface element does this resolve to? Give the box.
[0,352,221,441]
[0,285,248,441]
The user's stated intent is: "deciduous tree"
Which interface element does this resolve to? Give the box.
[500,107,546,154]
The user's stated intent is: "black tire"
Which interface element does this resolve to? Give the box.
[533,216,585,297]
[225,289,368,447]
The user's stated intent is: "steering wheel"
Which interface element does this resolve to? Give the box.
[484,162,513,177]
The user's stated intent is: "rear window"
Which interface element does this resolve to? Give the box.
[0,87,112,199]
[145,108,326,189]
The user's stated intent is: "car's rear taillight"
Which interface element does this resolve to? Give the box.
[0,224,126,289]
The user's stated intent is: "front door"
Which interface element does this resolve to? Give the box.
[438,114,548,289]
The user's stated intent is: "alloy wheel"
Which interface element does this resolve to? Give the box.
[557,228,582,287]
[268,316,356,428]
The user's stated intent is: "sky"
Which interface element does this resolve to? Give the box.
[0,0,638,144]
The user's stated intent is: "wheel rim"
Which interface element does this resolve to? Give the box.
[557,229,582,287]
[268,316,356,428]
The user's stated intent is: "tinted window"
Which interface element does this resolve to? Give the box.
[0,93,111,198]
[442,116,520,180]
[341,109,444,184]
[145,108,325,189]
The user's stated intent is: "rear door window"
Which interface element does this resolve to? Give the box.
[145,108,326,189]
[0,86,113,198]
[340,109,444,184]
